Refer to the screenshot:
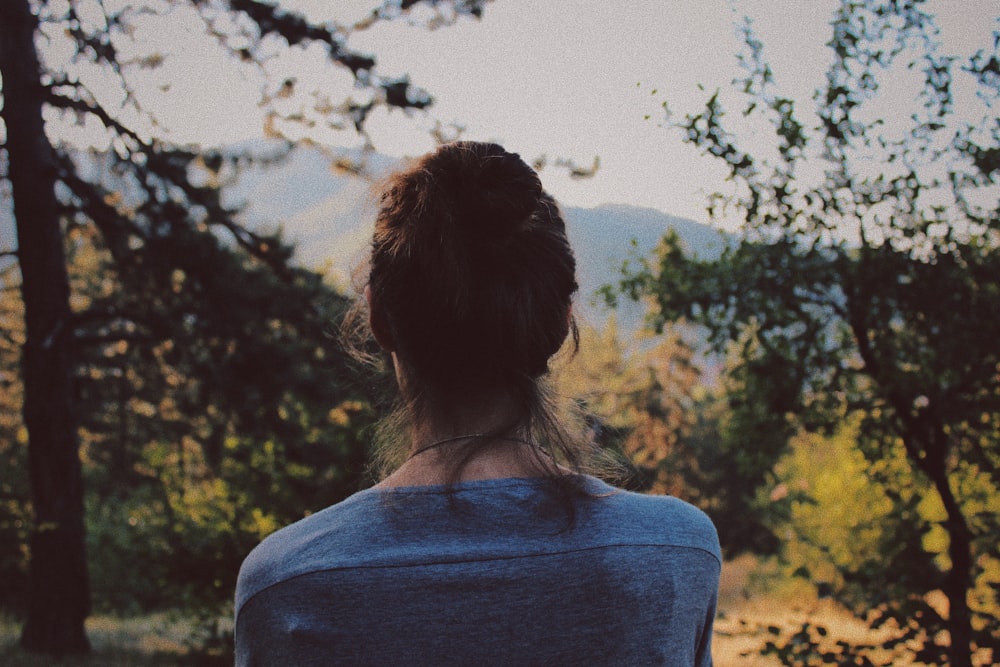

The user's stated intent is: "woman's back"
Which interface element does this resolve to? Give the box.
[235,476,720,666]
[234,142,721,665]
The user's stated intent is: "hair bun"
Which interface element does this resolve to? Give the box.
[367,140,577,390]
[430,142,542,244]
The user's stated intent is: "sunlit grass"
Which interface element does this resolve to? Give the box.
[714,555,899,666]
[0,613,213,666]
[713,556,996,667]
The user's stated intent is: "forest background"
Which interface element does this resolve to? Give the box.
[0,0,998,665]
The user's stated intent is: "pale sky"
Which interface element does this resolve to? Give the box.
[36,0,1000,228]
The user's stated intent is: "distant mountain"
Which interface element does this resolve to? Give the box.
[0,144,727,333]
[228,145,728,331]
[563,203,727,330]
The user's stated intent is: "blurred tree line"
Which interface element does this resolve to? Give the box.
[0,0,490,655]
[608,1,1000,665]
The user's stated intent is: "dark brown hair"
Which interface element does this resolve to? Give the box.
[345,141,605,483]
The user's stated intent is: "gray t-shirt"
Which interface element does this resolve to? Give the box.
[235,476,721,666]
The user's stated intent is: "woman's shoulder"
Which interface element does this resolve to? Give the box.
[582,477,722,562]
[235,488,379,612]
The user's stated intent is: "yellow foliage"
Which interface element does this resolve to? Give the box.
[248,508,280,539]
[921,524,950,563]
[327,400,364,428]
[971,554,1000,627]
[771,419,898,585]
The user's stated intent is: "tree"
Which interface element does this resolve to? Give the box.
[0,0,491,655]
[0,2,89,651]
[556,320,781,556]
[556,320,705,495]
[617,2,999,665]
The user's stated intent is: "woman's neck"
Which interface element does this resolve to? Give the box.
[374,394,552,488]
[375,436,546,489]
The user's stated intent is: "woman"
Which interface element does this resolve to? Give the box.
[234,142,721,666]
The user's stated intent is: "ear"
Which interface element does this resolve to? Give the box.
[365,285,396,352]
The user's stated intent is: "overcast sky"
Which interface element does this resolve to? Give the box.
[36,0,1000,228]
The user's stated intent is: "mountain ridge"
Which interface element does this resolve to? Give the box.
[225,145,727,330]
[0,144,727,332]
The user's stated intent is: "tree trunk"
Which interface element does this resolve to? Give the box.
[927,461,973,667]
[0,0,91,654]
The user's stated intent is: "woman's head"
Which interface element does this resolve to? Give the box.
[345,141,622,488]
[367,141,578,397]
